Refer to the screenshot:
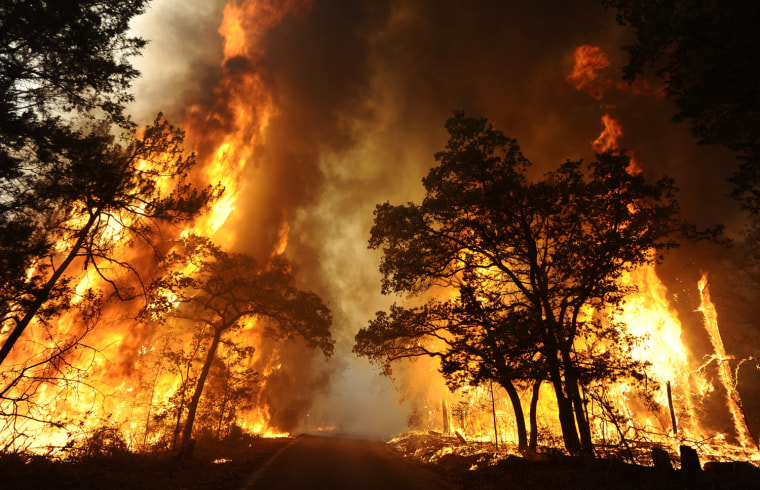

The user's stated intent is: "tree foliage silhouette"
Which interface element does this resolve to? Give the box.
[604,0,760,213]
[0,1,216,369]
[145,236,333,458]
[355,112,681,454]
[1,0,149,296]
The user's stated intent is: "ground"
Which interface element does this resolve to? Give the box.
[390,433,760,489]
[3,433,760,489]
[0,436,292,489]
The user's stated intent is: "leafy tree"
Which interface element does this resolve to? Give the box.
[0,1,217,369]
[356,112,681,454]
[356,286,540,452]
[0,115,215,368]
[603,0,760,213]
[145,235,333,458]
[0,0,149,309]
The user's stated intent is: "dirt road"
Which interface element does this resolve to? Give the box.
[243,434,455,489]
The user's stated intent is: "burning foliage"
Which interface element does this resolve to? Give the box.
[0,0,334,458]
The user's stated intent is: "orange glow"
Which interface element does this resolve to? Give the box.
[567,45,610,99]
[0,0,315,455]
[592,114,642,174]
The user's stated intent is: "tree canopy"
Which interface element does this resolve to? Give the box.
[355,112,682,454]
[1,0,149,287]
[146,235,333,457]
[0,1,216,369]
[604,0,760,213]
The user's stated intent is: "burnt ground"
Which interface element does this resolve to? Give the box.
[390,434,760,490]
[0,436,293,489]
[3,433,760,489]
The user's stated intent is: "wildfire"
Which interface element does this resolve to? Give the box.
[0,0,312,456]
[400,45,759,463]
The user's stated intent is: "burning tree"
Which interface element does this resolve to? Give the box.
[355,112,683,455]
[0,2,218,443]
[1,0,147,361]
[145,235,333,458]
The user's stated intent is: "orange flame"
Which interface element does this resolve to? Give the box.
[567,45,610,99]
[592,114,641,174]
[0,0,313,455]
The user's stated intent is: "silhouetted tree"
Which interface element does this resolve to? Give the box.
[356,112,681,454]
[0,115,215,369]
[604,0,760,213]
[0,0,148,319]
[356,287,539,452]
[145,235,333,458]
[0,1,216,368]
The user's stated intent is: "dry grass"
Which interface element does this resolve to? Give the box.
[0,436,292,489]
[388,433,760,489]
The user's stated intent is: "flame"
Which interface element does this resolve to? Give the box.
[568,44,665,100]
[567,45,610,99]
[400,46,757,461]
[698,274,757,449]
[592,114,642,174]
[0,0,313,455]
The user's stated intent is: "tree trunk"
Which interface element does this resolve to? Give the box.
[178,326,223,459]
[143,363,162,447]
[217,378,230,440]
[172,389,186,451]
[501,378,528,452]
[442,395,450,435]
[561,349,594,455]
[529,378,542,453]
[0,211,99,367]
[489,380,498,448]
[546,355,581,454]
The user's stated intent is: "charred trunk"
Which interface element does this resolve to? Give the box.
[547,354,581,454]
[0,211,99,367]
[501,378,528,452]
[561,349,594,455]
[529,377,542,453]
[178,326,223,459]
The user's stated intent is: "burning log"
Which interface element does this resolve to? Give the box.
[666,381,677,435]
[455,431,466,444]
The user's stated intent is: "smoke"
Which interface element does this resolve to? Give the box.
[129,0,755,438]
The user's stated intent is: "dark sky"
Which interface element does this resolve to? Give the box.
[130,0,753,437]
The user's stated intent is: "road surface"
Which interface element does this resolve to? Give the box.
[244,435,455,489]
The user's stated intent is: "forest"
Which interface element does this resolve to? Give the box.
[1,0,760,488]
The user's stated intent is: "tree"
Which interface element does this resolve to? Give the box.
[603,0,760,213]
[0,115,215,368]
[145,235,333,458]
[0,1,217,369]
[0,0,149,305]
[355,287,540,452]
[356,112,681,454]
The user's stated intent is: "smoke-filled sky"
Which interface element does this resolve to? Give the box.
[128,0,752,437]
